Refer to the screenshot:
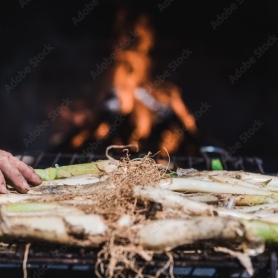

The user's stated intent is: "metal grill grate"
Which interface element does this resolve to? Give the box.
[0,242,276,278]
[14,151,265,174]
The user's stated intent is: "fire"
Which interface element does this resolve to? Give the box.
[95,12,199,156]
[159,125,185,156]
[60,99,94,127]
[94,122,110,139]
[71,129,90,148]
[107,13,198,155]
[112,14,152,115]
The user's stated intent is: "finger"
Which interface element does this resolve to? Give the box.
[0,170,7,193]
[0,149,11,160]
[0,156,29,193]
[9,156,42,185]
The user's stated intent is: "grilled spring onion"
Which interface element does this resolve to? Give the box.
[136,217,278,250]
[35,160,118,181]
[135,217,244,251]
[184,193,278,205]
[234,195,278,206]
[0,202,107,245]
[160,178,278,198]
[181,170,278,188]
[134,186,262,221]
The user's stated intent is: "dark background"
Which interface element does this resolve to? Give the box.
[0,0,278,170]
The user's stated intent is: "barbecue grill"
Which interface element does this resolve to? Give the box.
[1,149,278,278]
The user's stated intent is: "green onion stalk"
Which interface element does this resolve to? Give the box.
[35,160,117,181]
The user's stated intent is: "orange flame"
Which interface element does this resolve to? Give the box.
[71,129,90,148]
[96,12,199,155]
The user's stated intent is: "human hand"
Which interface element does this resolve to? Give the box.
[0,150,42,193]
